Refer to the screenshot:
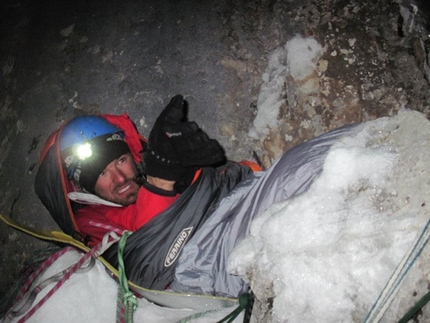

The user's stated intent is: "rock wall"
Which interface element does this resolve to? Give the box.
[0,0,429,317]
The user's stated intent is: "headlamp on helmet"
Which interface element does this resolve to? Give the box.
[75,142,93,160]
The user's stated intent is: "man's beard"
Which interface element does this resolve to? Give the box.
[114,174,145,206]
[101,179,140,206]
[117,191,138,206]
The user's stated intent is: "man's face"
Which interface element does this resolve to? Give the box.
[94,153,140,206]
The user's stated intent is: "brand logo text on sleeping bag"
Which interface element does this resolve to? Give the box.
[165,227,193,267]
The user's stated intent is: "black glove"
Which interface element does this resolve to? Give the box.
[144,94,225,181]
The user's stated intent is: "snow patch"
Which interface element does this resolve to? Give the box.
[249,35,322,140]
[233,110,430,322]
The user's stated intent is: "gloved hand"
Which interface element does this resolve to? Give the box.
[144,94,225,181]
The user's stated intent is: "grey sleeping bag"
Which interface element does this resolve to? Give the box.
[171,122,364,297]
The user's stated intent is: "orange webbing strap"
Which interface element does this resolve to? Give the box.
[238,160,263,172]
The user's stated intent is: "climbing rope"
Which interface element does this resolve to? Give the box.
[176,309,221,323]
[242,291,255,323]
[16,248,95,323]
[2,246,75,322]
[397,289,430,323]
[174,292,253,323]
[216,293,253,323]
[364,217,430,323]
[0,245,61,317]
[2,231,122,323]
[116,231,137,323]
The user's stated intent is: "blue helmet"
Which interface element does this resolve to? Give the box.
[60,115,123,150]
[59,115,130,193]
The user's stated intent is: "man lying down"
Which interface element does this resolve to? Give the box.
[35,94,363,297]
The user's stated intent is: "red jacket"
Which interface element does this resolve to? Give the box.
[75,186,179,246]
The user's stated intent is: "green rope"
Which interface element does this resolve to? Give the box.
[216,293,252,323]
[175,292,253,323]
[116,231,138,323]
[364,217,430,322]
[175,308,221,323]
[397,289,430,323]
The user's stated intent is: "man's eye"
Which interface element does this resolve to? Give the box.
[99,171,105,177]
[118,156,126,163]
